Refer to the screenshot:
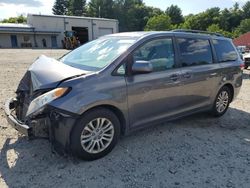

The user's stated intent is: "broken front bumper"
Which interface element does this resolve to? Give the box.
[4,98,33,137]
[4,97,77,153]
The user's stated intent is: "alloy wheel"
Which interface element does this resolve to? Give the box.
[80,118,114,154]
[216,91,229,113]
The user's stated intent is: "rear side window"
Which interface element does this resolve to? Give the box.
[213,39,238,62]
[177,38,213,67]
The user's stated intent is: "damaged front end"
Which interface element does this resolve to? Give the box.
[5,71,53,139]
[5,93,77,153]
[4,55,87,152]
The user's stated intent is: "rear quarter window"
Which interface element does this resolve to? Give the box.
[213,39,238,62]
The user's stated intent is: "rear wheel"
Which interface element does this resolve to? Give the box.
[70,108,120,160]
[211,86,232,117]
[245,65,248,69]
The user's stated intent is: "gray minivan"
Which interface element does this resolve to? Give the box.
[5,30,243,160]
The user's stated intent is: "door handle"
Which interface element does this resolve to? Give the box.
[210,73,218,77]
[170,74,179,81]
[182,72,191,79]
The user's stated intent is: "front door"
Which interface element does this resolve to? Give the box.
[11,35,18,48]
[51,36,57,48]
[126,37,183,128]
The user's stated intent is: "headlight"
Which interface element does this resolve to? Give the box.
[26,87,69,116]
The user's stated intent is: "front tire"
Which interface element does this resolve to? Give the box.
[70,108,120,160]
[211,86,232,117]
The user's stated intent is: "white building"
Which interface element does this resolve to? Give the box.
[0,14,119,48]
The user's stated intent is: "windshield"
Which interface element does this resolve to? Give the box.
[60,37,137,71]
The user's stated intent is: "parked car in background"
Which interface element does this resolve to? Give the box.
[243,52,250,69]
[236,46,247,55]
[5,30,243,160]
[236,45,247,54]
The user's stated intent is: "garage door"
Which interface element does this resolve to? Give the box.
[99,28,113,37]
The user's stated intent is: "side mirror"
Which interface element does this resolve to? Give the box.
[132,61,153,74]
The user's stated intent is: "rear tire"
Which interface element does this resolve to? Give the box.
[211,86,232,117]
[245,65,248,69]
[70,108,120,160]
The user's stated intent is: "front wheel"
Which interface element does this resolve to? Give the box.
[211,86,232,117]
[70,108,120,160]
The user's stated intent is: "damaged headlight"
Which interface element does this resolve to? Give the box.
[26,87,69,116]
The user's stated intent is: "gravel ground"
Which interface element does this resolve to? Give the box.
[0,49,250,188]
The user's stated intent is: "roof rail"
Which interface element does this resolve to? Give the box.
[172,29,223,37]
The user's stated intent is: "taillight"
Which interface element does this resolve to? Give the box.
[240,63,245,70]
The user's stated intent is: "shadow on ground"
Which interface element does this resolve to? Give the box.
[1,107,250,188]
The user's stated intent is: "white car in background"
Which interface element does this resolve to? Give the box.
[243,52,250,69]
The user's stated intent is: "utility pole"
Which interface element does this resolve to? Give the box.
[98,6,101,18]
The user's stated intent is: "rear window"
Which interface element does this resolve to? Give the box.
[213,39,238,62]
[177,38,213,67]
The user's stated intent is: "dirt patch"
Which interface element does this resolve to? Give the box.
[0,49,250,188]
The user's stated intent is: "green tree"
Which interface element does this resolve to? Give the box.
[50,0,250,37]
[147,7,164,18]
[87,0,114,18]
[207,24,225,35]
[141,7,164,30]
[52,0,68,15]
[126,4,151,31]
[68,0,86,16]
[207,24,222,33]
[144,14,172,31]
[204,7,221,24]
[227,2,243,31]
[165,5,184,25]
[1,15,27,23]
[242,1,250,18]
[181,8,220,31]
[231,28,241,38]
[181,14,203,30]
[219,9,231,31]
[237,18,250,34]
[112,0,146,31]
[207,24,233,38]
[17,15,27,23]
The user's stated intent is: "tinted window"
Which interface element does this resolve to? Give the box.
[177,38,213,67]
[133,38,175,72]
[213,39,238,62]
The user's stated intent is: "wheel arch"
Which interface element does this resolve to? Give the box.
[222,83,234,102]
[71,104,127,137]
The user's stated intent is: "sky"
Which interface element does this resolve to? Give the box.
[0,0,249,20]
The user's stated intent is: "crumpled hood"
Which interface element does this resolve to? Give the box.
[17,55,90,92]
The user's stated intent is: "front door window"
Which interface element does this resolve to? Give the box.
[133,38,175,72]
